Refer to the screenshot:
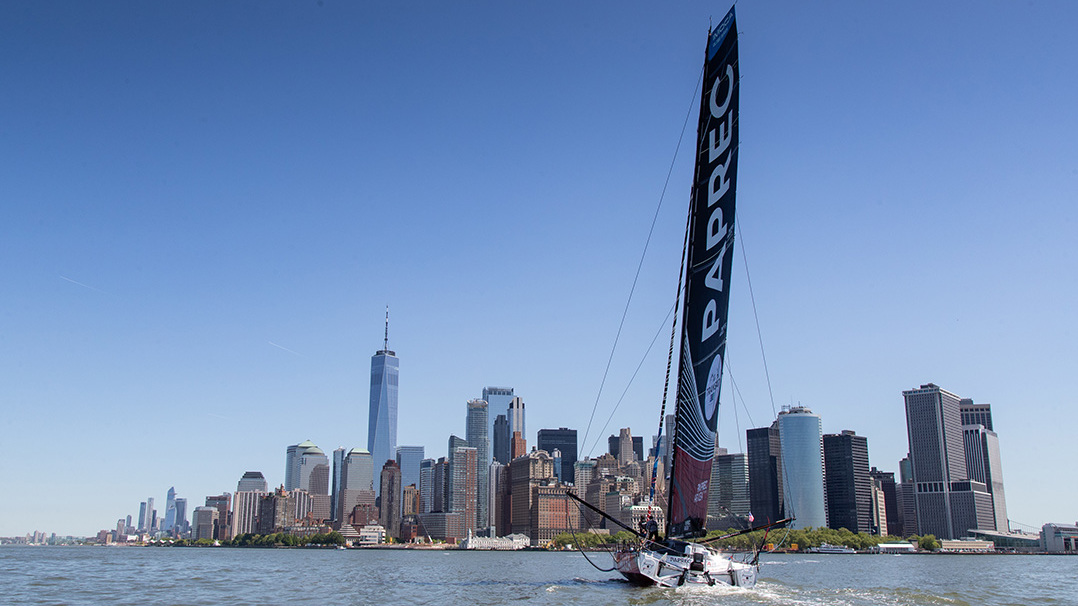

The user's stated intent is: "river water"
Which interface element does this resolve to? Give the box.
[2,546,1075,605]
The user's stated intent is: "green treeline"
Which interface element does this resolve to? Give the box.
[702,527,939,551]
[550,531,639,548]
[551,527,941,552]
[152,531,346,548]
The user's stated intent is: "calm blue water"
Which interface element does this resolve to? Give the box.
[2,546,1075,605]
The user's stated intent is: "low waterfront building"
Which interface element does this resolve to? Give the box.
[358,524,386,545]
[336,523,361,544]
[1040,522,1078,553]
[967,529,1041,552]
[938,539,994,552]
[870,541,916,553]
[458,531,530,550]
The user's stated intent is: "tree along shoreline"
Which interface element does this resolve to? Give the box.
[148,532,346,548]
[550,527,943,552]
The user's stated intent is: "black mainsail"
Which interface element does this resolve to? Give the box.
[667,6,739,539]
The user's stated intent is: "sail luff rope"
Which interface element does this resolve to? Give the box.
[579,62,706,456]
[734,215,777,417]
[650,198,692,532]
[735,214,796,525]
[726,363,744,455]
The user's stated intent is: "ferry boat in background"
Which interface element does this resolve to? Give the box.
[806,543,856,554]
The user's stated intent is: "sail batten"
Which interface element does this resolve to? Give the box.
[667,6,739,539]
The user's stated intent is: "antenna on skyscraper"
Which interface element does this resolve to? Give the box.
[384,305,390,351]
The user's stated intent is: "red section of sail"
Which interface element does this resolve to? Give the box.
[667,445,713,536]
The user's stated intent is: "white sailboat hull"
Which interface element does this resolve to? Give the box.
[613,541,757,588]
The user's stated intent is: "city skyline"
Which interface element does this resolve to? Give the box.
[3,1,1077,536]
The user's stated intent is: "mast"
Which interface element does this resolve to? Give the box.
[666,6,739,539]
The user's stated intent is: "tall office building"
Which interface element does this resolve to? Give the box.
[368,314,399,496]
[617,428,635,465]
[747,424,784,524]
[488,461,506,536]
[608,433,644,462]
[778,406,827,529]
[337,448,375,523]
[137,500,147,532]
[257,488,295,534]
[511,431,527,460]
[903,383,995,539]
[904,383,965,539]
[396,445,425,495]
[465,400,489,529]
[402,485,420,517]
[897,455,917,537]
[379,460,402,539]
[173,498,188,536]
[483,387,515,463]
[869,467,901,537]
[237,471,268,493]
[959,399,1006,530]
[233,491,262,536]
[138,497,155,533]
[708,451,750,529]
[959,399,993,430]
[446,435,467,511]
[822,430,872,533]
[163,487,177,533]
[509,449,556,543]
[285,440,320,491]
[963,424,1008,531]
[332,448,346,520]
[432,457,449,513]
[342,449,374,492]
[537,428,577,484]
[492,414,510,465]
[192,506,219,541]
[419,458,435,514]
[573,458,596,492]
[291,443,330,495]
[205,494,232,540]
[508,396,526,446]
[449,445,478,535]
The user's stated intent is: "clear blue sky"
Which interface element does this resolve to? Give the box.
[2,1,1075,537]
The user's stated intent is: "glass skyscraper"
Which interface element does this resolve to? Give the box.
[483,387,514,463]
[508,396,525,443]
[396,445,425,492]
[465,400,489,529]
[777,406,827,529]
[536,427,577,484]
[368,345,399,496]
[164,487,177,532]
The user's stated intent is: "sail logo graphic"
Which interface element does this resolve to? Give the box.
[704,353,722,420]
[700,62,736,345]
[694,480,708,503]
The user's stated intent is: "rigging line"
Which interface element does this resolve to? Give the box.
[725,363,744,454]
[567,495,616,572]
[586,301,676,458]
[735,216,795,521]
[580,63,706,454]
[724,357,756,430]
[735,215,778,417]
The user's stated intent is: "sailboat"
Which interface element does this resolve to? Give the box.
[568,6,789,588]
